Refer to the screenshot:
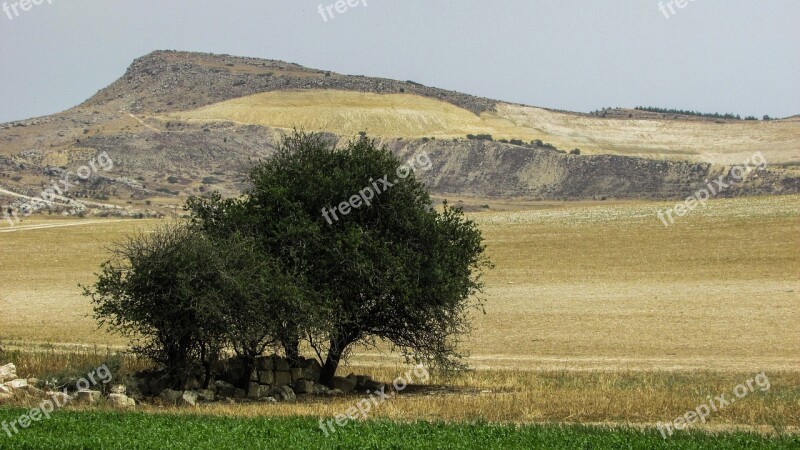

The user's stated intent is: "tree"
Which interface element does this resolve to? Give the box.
[211,232,318,390]
[188,132,492,385]
[84,225,317,391]
[85,225,226,388]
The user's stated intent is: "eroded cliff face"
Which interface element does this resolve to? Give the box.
[390,140,798,200]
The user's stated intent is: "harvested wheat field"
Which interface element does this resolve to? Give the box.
[2,195,798,367]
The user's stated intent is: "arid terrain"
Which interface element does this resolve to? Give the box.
[1,51,798,443]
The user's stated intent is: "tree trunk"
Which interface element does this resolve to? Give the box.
[202,361,212,390]
[284,337,301,368]
[319,341,344,387]
[241,356,254,393]
[200,344,212,389]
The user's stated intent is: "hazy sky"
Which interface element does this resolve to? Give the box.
[0,0,798,123]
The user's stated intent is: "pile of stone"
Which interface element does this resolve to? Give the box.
[241,355,322,400]
[0,363,19,401]
[3,356,386,410]
[0,363,135,409]
[156,354,386,407]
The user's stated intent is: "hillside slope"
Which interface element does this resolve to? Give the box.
[0,50,798,219]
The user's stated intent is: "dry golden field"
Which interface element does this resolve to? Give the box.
[1,195,798,429]
[4,350,798,431]
[1,195,797,366]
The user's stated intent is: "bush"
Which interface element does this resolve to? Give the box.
[167,176,180,184]
[510,139,524,146]
[569,148,581,155]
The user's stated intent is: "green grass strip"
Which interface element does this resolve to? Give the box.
[0,408,797,449]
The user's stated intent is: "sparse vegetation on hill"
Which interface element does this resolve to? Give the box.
[633,106,743,120]
[466,134,493,141]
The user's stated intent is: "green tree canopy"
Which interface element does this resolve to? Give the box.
[84,225,319,389]
[188,132,492,384]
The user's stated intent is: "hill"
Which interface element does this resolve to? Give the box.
[0,50,798,219]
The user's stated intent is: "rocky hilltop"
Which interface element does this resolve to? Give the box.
[82,50,497,116]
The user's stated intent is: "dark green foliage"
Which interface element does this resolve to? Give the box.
[188,132,491,384]
[84,226,224,387]
[476,134,493,141]
[569,148,581,155]
[466,134,493,141]
[634,106,742,120]
[83,225,317,389]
